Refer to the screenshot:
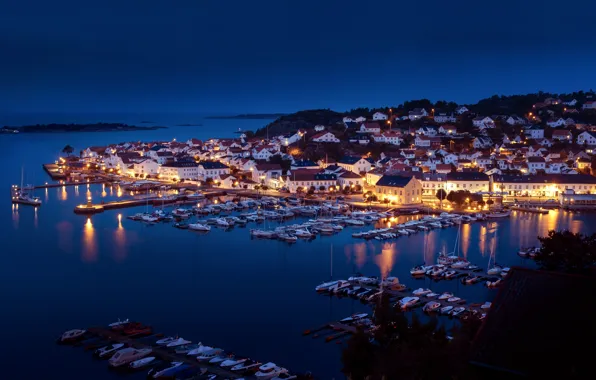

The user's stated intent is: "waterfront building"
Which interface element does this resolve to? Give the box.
[445,172,490,193]
[131,158,159,178]
[197,161,230,180]
[559,189,596,209]
[337,171,364,190]
[285,170,337,193]
[160,161,199,181]
[252,163,283,188]
[374,175,422,205]
[492,174,596,197]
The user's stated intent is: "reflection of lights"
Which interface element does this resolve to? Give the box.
[374,242,397,280]
[353,242,367,269]
[117,187,123,197]
[61,186,68,201]
[118,213,122,223]
[461,223,470,258]
[82,217,97,262]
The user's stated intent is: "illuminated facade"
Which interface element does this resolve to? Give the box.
[374,175,422,205]
[492,174,596,197]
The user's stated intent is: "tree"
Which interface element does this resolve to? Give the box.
[319,185,326,191]
[296,186,304,194]
[486,198,494,206]
[535,230,596,273]
[435,189,447,208]
[354,184,362,193]
[308,186,316,195]
[205,177,214,186]
[62,145,74,156]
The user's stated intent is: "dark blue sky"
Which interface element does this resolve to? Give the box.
[1,0,595,113]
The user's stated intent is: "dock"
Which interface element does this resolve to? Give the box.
[84,326,243,378]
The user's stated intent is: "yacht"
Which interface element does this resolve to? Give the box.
[187,345,213,356]
[255,362,288,379]
[423,301,441,312]
[221,357,247,368]
[428,265,446,278]
[11,191,42,206]
[166,337,192,347]
[410,265,428,276]
[156,336,177,346]
[59,329,86,343]
[148,361,183,378]
[398,296,420,309]
[440,305,453,315]
[215,218,231,227]
[426,292,439,298]
[462,274,481,285]
[95,343,125,358]
[129,356,157,369]
[447,296,461,303]
[450,259,470,269]
[209,352,233,364]
[189,223,211,232]
[108,318,129,328]
[443,270,458,279]
[278,233,298,243]
[109,347,152,367]
[315,280,339,292]
[487,264,503,276]
[451,307,466,317]
[231,359,262,372]
[197,348,224,362]
[486,278,503,288]
[486,210,511,218]
[329,280,351,293]
[438,292,453,300]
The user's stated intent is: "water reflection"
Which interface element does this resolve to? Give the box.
[101,183,107,198]
[34,207,38,229]
[113,213,127,262]
[60,186,67,201]
[117,186,123,198]
[45,188,49,202]
[12,203,19,227]
[74,185,79,197]
[461,223,470,258]
[374,242,397,280]
[352,242,367,269]
[82,217,97,262]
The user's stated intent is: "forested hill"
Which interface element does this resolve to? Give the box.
[253,109,343,137]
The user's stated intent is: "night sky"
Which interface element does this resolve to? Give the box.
[1,0,595,113]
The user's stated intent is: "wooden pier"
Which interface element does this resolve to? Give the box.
[85,327,243,378]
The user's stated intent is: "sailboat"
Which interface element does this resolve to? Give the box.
[314,244,336,292]
[486,223,504,275]
[12,168,41,206]
[439,220,469,268]
[410,230,431,275]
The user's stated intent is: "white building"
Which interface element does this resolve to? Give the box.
[160,162,199,181]
[455,106,469,114]
[314,125,326,132]
[197,161,230,180]
[527,157,546,173]
[547,118,566,128]
[359,122,381,133]
[577,131,596,145]
[372,112,388,121]
[408,108,428,121]
[582,101,596,110]
[337,156,372,174]
[311,131,340,143]
[374,131,402,146]
[433,112,457,123]
[526,126,545,139]
[473,116,495,129]
[131,158,160,177]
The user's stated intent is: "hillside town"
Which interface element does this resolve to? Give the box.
[60,92,596,208]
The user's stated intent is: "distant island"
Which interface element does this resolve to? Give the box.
[176,123,203,127]
[206,113,287,120]
[2,123,167,133]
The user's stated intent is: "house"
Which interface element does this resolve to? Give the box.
[359,122,381,133]
[473,116,495,129]
[342,116,354,123]
[337,171,364,190]
[525,125,545,139]
[355,116,366,123]
[280,130,305,146]
[252,147,274,160]
[197,161,230,180]
[374,131,403,146]
[252,163,283,187]
[444,153,459,165]
[286,170,337,193]
[414,136,431,147]
[577,131,596,146]
[547,118,566,128]
[160,161,199,181]
[575,157,591,172]
[374,175,423,205]
[527,156,546,174]
[416,125,438,136]
[544,97,561,105]
[408,108,428,121]
[131,158,160,178]
[314,125,326,132]
[473,137,493,149]
[439,125,457,135]
[311,131,340,143]
[372,112,388,121]
[552,129,572,141]
[219,174,238,189]
[455,106,469,114]
[564,99,578,106]
[492,174,596,197]
[366,168,385,186]
[506,116,526,125]
[337,156,372,174]
[434,111,457,123]
[82,146,107,158]
[445,172,489,193]
[582,101,596,110]
[435,164,453,174]
[291,159,319,170]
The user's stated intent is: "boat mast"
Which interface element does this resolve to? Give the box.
[330,243,333,280]
[453,220,461,256]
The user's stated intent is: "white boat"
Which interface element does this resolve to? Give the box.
[108,319,129,328]
[329,280,351,293]
[210,353,232,364]
[428,265,446,277]
[95,343,125,358]
[255,362,288,379]
[447,296,461,303]
[278,233,298,243]
[450,260,469,269]
[60,329,86,343]
[398,296,420,309]
[129,356,156,369]
[293,229,313,238]
[189,223,211,231]
[272,373,297,380]
[340,313,368,323]
[410,265,428,276]
[440,305,453,315]
[412,288,432,296]
[423,301,441,312]
[315,280,338,292]
[481,301,492,310]
[221,357,247,368]
[166,337,192,347]
[443,270,458,279]
[149,361,183,378]
[451,307,466,316]
[348,276,378,285]
[426,292,439,298]
[156,336,177,346]
[486,210,511,218]
[344,219,365,226]
[187,345,213,356]
[216,218,230,227]
[231,359,262,372]
[486,279,503,288]
[197,348,223,361]
[438,292,453,300]
[109,347,152,367]
[487,264,503,276]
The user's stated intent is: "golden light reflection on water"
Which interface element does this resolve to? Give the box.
[374,242,397,280]
[101,183,107,197]
[82,217,97,262]
[74,185,79,197]
[353,242,368,269]
[60,186,67,201]
[113,213,127,261]
[478,225,487,257]
[117,186,123,198]
[34,207,38,229]
[461,223,470,258]
[45,188,48,202]
[12,203,19,227]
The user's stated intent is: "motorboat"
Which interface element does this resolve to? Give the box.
[95,343,125,358]
[423,301,441,312]
[221,357,248,368]
[59,329,86,343]
[174,343,202,354]
[486,278,503,288]
[481,301,492,310]
[173,222,189,229]
[443,270,458,279]
[109,347,152,367]
[450,260,469,269]
[412,288,432,296]
[440,306,453,315]
[487,264,503,276]
[329,280,351,293]
[156,336,177,346]
[231,359,262,372]
[197,348,223,362]
[255,362,288,379]
[315,280,338,292]
[11,192,42,206]
[215,218,231,227]
[381,276,401,287]
[344,219,365,226]
[426,292,439,298]
[486,210,511,218]
[187,345,213,356]
[272,373,298,380]
[410,265,429,276]
[166,337,191,347]
[340,313,368,323]
[108,318,130,328]
[447,296,461,303]
[129,356,156,369]
[428,265,446,278]
[189,223,211,232]
[451,307,466,317]
[500,267,511,277]
[398,296,420,310]
[278,233,298,243]
[349,276,378,285]
[148,361,183,378]
[438,292,453,300]
[462,274,481,285]
[210,352,233,364]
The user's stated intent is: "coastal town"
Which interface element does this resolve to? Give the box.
[41,92,596,211]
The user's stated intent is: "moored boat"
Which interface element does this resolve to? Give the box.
[109,347,152,367]
[59,329,86,343]
[95,343,125,358]
[255,362,288,379]
[129,356,157,369]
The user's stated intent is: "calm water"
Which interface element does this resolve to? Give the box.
[1,113,594,379]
